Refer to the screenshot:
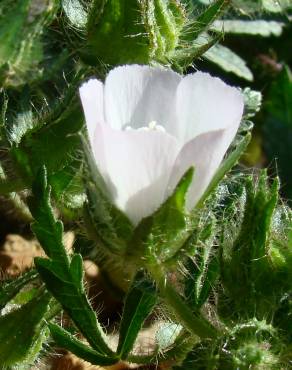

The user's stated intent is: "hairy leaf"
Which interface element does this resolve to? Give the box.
[117,271,157,359]
[29,167,113,356]
[49,323,118,365]
[0,291,50,366]
[0,269,38,310]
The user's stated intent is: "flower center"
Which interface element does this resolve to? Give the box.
[125,121,166,132]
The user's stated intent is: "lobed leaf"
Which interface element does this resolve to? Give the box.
[29,166,113,356]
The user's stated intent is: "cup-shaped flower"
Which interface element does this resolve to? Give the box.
[80,65,244,225]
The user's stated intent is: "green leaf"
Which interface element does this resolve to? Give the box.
[117,271,157,359]
[0,269,38,310]
[204,42,253,81]
[29,167,113,357]
[211,20,284,37]
[29,166,70,270]
[173,33,221,67]
[220,171,280,317]
[4,86,34,146]
[190,0,230,40]
[196,133,251,208]
[0,0,58,87]
[0,291,51,366]
[184,218,219,309]
[49,323,118,366]
[127,168,194,263]
[7,76,86,199]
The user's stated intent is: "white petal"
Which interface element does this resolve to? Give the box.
[92,124,180,225]
[176,72,244,144]
[104,65,182,135]
[167,129,236,210]
[79,79,104,146]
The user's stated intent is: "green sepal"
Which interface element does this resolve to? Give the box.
[0,269,38,310]
[0,291,51,366]
[187,0,229,41]
[49,323,118,366]
[127,167,194,264]
[117,270,157,359]
[172,33,221,68]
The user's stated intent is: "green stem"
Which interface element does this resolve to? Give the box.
[149,265,218,339]
[44,299,62,322]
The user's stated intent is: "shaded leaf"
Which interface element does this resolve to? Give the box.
[49,323,118,365]
[0,291,50,366]
[204,42,253,81]
[117,271,157,359]
[263,66,292,201]
[0,269,38,310]
[184,218,219,309]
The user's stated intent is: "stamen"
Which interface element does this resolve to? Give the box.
[125,121,166,132]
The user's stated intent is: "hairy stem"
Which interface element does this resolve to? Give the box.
[148,265,219,340]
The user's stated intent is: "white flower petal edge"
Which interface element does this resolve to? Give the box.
[92,123,180,225]
[79,65,244,225]
[176,72,244,144]
[170,72,244,207]
[79,79,104,147]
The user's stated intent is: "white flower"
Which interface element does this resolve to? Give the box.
[80,65,244,225]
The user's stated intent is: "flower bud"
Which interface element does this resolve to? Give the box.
[84,0,186,65]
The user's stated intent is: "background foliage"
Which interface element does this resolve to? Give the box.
[0,0,291,369]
